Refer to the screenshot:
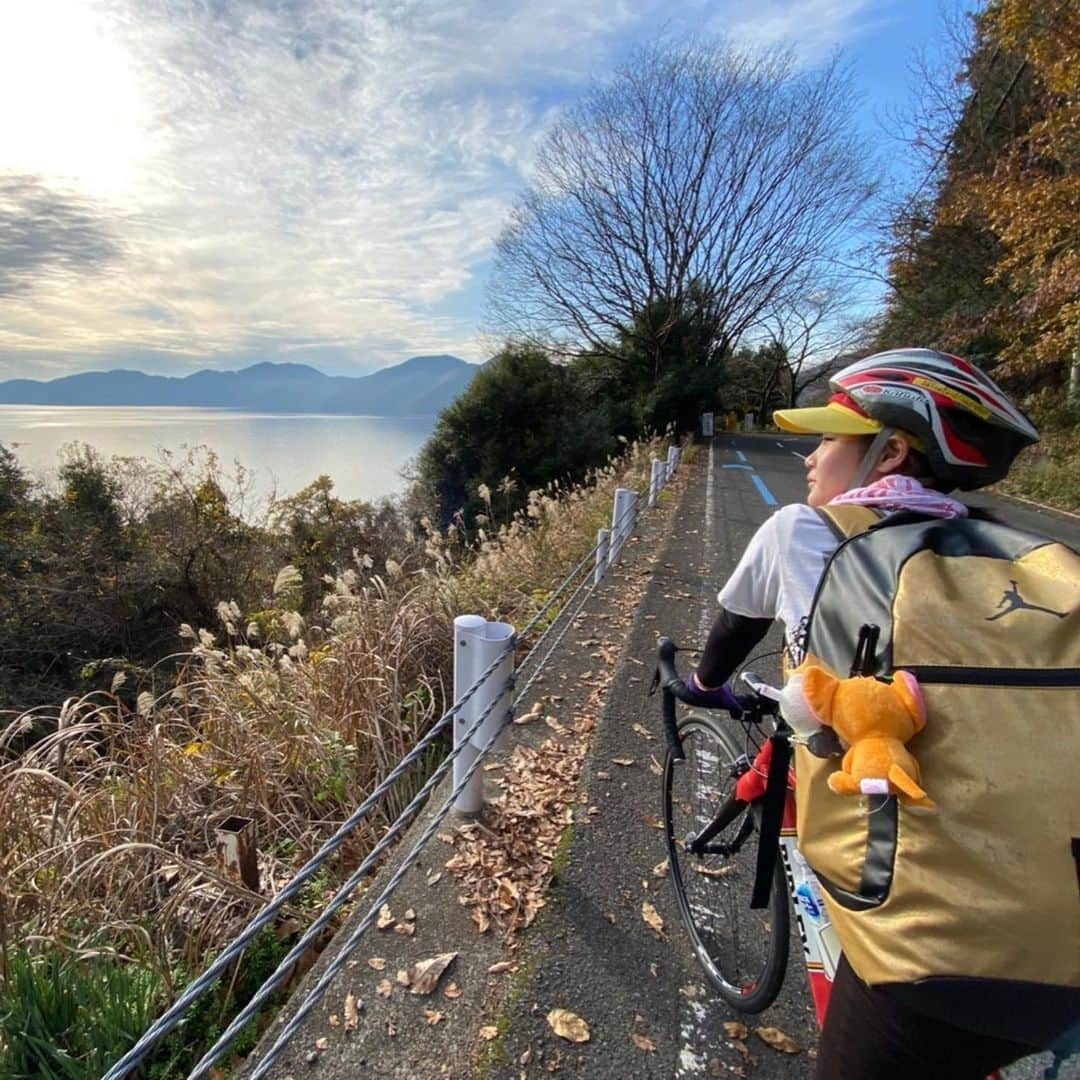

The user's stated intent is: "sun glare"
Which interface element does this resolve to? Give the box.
[0,1,146,200]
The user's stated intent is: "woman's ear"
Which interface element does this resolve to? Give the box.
[875,433,914,476]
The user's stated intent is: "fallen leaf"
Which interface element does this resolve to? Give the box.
[755,1026,801,1054]
[328,1014,340,1026]
[396,969,411,987]
[546,1008,590,1043]
[487,961,513,974]
[367,956,386,970]
[632,723,655,740]
[343,992,360,1032]
[408,952,458,995]
[641,900,665,938]
[611,757,635,766]
[643,814,664,829]
[649,755,663,776]
[470,907,491,934]
[694,862,736,878]
[394,920,416,937]
[376,904,394,930]
[596,770,611,780]
[426,870,443,886]
[424,1008,445,1026]
[603,911,616,924]
[376,979,392,998]
[632,1033,656,1052]
[649,962,659,977]
[479,1025,500,1041]
[652,858,669,878]
[437,831,456,844]
[314,1037,328,1051]
[723,1021,748,1040]
[443,982,462,999]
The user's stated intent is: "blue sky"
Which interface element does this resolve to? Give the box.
[0,0,967,381]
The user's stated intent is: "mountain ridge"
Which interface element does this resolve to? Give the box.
[0,354,479,416]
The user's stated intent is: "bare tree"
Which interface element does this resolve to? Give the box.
[762,281,871,408]
[488,40,876,370]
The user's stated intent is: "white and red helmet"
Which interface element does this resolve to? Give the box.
[775,348,1039,490]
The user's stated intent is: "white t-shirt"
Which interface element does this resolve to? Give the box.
[717,503,838,667]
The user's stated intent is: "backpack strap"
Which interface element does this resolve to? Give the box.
[816,504,883,543]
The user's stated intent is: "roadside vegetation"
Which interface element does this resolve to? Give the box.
[0,431,663,1076]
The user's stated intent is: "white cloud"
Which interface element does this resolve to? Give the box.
[0,0,893,379]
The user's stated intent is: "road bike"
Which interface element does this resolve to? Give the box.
[652,636,839,1023]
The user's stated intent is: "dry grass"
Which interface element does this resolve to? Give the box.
[0,435,667,1018]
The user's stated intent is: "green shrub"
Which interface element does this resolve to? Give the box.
[0,947,161,1080]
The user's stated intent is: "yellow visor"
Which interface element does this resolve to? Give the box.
[773,401,882,436]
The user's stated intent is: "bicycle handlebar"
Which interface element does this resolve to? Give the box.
[653,636,779,762]
[655,637,686,761]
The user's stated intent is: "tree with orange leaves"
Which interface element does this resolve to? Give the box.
[946,0,1079,377]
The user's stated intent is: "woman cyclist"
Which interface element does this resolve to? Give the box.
[687,348,1078,1078]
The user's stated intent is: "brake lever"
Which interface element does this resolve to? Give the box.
[648,666,661,697]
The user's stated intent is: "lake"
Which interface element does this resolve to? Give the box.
[0,406,435,503]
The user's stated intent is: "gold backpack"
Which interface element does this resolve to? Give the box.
[795,505,1080,990]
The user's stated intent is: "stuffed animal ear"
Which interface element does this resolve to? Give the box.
[892,670,927,733]
[801,665,839,725]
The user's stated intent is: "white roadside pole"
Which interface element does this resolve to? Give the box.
[452,615,515,814]
[648,458,666,507]
[744,412,755,432]
[702,412,715,437]
[666,444,679,479]
[609,487,638,565]
[594,527,611,585]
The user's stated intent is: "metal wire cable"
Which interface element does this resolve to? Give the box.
[102,641,514,1080]
[516,537,603,641]
[246,697,516,1079]
[513,566,601,707]
[187,666,515,1079]
[517,487,643,671]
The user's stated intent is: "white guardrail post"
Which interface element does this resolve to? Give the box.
[666,444,679,479]
[609,487,637,565]
[702,411,714,437]
[452,615,515,814]
[648,458,665,507]
[594,527,610,585]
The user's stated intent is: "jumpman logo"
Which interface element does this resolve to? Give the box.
[986,580,1068,621]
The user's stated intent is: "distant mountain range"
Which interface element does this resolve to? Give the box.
[0,354,479,416]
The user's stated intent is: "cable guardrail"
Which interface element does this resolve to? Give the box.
[515,487,643,679]
[242,684,516,1079]
[105,437,686,1080]
[189,663,515,1079]
[102,642,515,1080]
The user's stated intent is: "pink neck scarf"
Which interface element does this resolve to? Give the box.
[829,475,968,519]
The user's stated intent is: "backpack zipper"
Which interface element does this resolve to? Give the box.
[905,666,1080,688]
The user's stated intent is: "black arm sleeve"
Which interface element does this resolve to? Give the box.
[696,606,774,688]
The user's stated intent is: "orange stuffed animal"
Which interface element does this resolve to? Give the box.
[796,666,934,809]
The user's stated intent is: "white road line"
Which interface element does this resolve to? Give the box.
[677,437,733,1078]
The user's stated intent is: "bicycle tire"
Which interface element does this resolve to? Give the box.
[663,713,789,1012]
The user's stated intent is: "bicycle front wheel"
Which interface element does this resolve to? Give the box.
[663,714,789,1012]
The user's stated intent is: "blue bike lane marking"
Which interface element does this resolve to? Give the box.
[722,446,779,507]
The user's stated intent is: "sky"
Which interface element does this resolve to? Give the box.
[0,0,959,382]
